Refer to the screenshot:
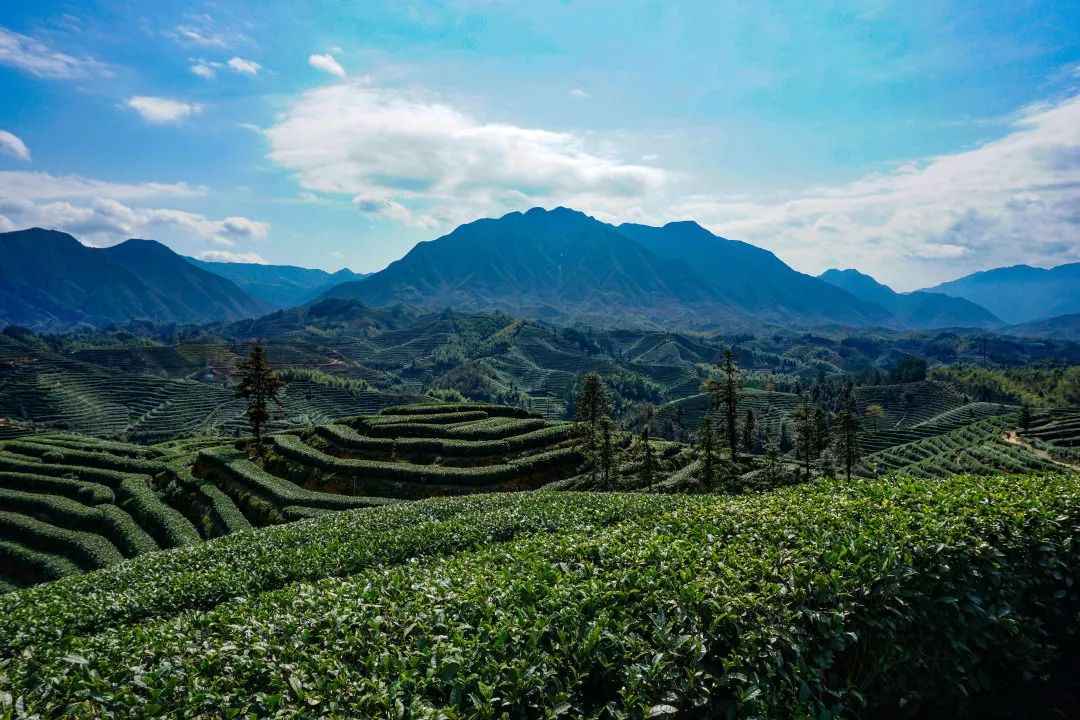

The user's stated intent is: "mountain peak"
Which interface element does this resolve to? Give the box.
[1,227,83,247]
[108,238,179,257]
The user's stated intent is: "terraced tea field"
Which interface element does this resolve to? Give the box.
[0,351,424,442]
[0,403,589,593]
[1023,408,1080,465]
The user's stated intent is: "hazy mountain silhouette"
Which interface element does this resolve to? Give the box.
[0,228,271,331]
[187,258,367,308]
[819,268,1000,329]
[921,263,1080,324]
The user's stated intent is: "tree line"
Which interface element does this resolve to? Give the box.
[573,349,869,490]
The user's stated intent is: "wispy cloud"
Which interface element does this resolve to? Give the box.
[569,88,590,98]
[265,82,665,229]
[126,96,203,124]
[0,169,265,248]
[0,26,109,78]
[191,60,218,79]
[0,171,204,200]
[191,56,261,79]
[0,130,30,161]
[0,197,269,248]
[198,249,267,263]
[668,92,1080,288]
[308,53,345,77]
[168,14,230,48]
[227,56,261,75]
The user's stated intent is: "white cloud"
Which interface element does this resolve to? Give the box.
[0,197,269,248]
[227,56,261,75]
[569,88,590,98]
[330,250,344,258]
[192,57,260,79]
[0,169,267,251]
[0,130,30,161]
[308,53,345,77]
[198,249,267,263]
[169,17,228,49]
[664,92,1080,289]
[265,82,666,230]
[126,96,203,124]
[0,171,204,200]
[191,60,218,79]
[0,27,109,78]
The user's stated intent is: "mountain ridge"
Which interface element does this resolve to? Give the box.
[320,207,898,330]
[186,257,367,308]
[0,228,272,331]
[920,262,1080,323]
[819,267,1001,329]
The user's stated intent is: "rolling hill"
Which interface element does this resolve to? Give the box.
[819,268,1001,329]
[187,258,366,308]
[0,229,272,331]
[1001,313,1080,341]
[320,207,896,330]
[921,262,1080,324]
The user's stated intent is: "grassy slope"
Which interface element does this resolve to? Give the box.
[2,472,1080,718]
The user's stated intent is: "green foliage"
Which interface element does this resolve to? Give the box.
[0,488,156,559]
[3,474,1080,717]
[931,365,1080,407]
[0,469,114,505]
[199,449,397,513]
[0,510,123,571]
[234,344,285,450]
[888,356,928,383]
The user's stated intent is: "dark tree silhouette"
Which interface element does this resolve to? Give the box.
[234,344,284,455]
[639,426,657,491]
[742,408,757,454]
[697,412,716,487]
[834,407,861,481]
[574,372,613,485]
[704,349,742,461]
[1019,404,1033,432]
[791,396,818,480]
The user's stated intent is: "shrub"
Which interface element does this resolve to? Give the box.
[0,538,81,585]
[269,435,576,486]
[0,488,157,559]
[0,510,124,571]
[380,403,536,418]
[0,469,114,505]
[160,463,251,536]
[198,449,397,512]
[1,474,1080,717]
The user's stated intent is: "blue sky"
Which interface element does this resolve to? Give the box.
[1,1,1078,289]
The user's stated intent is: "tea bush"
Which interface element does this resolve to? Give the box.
[2,474,1079,718]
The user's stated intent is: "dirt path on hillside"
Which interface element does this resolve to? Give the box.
[1003,429,1080,473]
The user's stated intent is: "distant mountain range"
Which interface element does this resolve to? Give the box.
[319,207,896,330]
[3,211,1078,337]
[818,268,1000,329]
[0,228,272,331]
[186,258,367,308]
[920,263,1080,324]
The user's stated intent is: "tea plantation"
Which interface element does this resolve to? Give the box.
[2,473,1079,717]
[0,403,594,593]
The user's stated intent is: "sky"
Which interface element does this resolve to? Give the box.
[0,1,1078,290]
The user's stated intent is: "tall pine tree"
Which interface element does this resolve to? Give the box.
[234,344,284,456]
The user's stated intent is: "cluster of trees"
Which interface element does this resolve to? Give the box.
[574,351,871,492]
[692,352,866,487]
[930,365,1080,408]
